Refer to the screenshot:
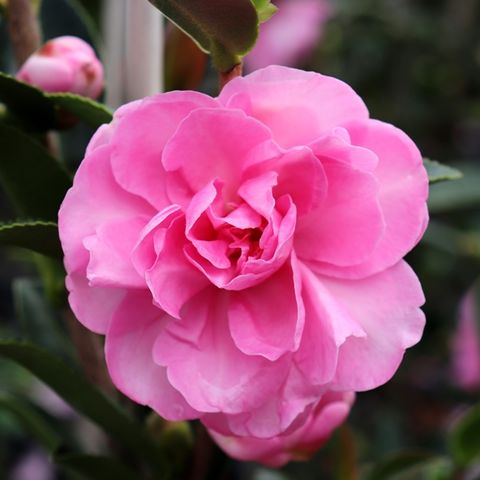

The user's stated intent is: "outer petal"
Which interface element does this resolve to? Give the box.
[65,272,125,334]
[294,159,384,266]
[219,66,369,148]
[312,120,429,278]
[105,290,200,420]
[153,288,290,415]
[229,255,304,361]
[59,144,153,274]
[111,91,219,210]
[310,261,426,391]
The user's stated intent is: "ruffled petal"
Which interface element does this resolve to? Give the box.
[229,254,304,361]
[311,120,428,278]
[219,66,369,148]
[105,290,200,420]
[111,91,218,210]
[153,288,290,414]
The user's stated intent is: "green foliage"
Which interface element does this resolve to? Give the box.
[449,404,480,467]
[0,340,168,476]
[423,158,462,184]
[146,0,260,71]
[0,221,62,259]
[251,0,277,23]
[0,73,112,131]
[0,123,71,220]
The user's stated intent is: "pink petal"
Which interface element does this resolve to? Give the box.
[141,214,210,319]
[293,261,366,386]
[84,216,148,288]
[105,290,200,420]
[59,144,154,274]
[162,108,276,198]
[311,261,426,391]
[153,288,290,414]
[311,120,429,278]
[111,91,218,210]
[229,255,304,361]
[294,159,384,266]
[219,66,369,148]
[66,272,125,334]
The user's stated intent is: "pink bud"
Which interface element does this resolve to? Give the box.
[17,36,104,99]
[452,287,480,391]
[208,392,354,467]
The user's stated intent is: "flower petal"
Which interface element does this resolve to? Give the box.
[105,290,200,420]
[219,66,369,148]
[111,92,218,210]
[153,288,290,414]
[229,255,304,361]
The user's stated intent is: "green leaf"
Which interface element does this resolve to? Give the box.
[47,93,112,128]
[364,452,435,480]
[449,403,480,466]
[54,453,139,480]
[251,0,277,23]
[428,161,480,213]
[0,340,167,474]
[0,396,62,451]
[0,72,56,131]
[0,221,62,258]
[423,158,462,184]
[146,0,259,71]
[0,123,71,220]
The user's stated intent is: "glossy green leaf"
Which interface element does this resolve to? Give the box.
[47,93,112,128]
[0,221,62,258]
[423,158,462,184]
[0,340,167,474]
[449,403,480,466]
[146,0,259,71]
[55,453,139,480]
[0,396,62,451]
[0,124,71,220]
[0,72,56,131]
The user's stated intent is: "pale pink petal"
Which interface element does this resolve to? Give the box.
[294,159,384,266]
[106,290,200,420]
[153,288,290,414]
[66,272,125,334]
[311,120,429,278]
[18,56,73,92]
[229,255,304,361]
[84,216,148,288]
[111,92,218,210]
[310,261,426,391]
[219,66,369,148]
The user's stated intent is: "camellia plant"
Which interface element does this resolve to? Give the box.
[0,0,479,479]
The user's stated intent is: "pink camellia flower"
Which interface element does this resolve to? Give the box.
[452,286,480,391]
[59,66,428,448]
[245,0,332,72]
[17,36,103,99]
[208,391,354,467]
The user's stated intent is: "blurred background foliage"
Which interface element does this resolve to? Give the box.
[0,0,480,479]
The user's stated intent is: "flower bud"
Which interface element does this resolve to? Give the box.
[208,392,354,467]
[17,36,103,99]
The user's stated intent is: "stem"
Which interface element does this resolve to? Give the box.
[219,63,243,91]
[5,0,41,67]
